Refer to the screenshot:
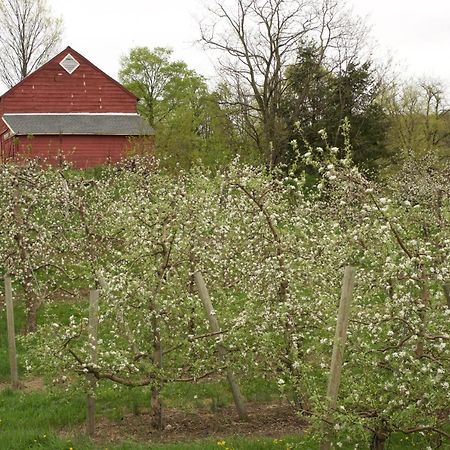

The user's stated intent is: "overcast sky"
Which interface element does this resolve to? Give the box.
[2,0,450,93]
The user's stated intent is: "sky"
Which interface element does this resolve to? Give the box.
[1,0,450,93]
[348,0,450,84]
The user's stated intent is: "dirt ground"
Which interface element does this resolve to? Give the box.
[0,377,45,392]
[93,401,308,444]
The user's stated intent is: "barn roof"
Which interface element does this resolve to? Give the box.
[2,113,154,136]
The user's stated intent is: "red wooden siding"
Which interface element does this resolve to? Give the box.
[0,47,137,115]
[2,135,155,169]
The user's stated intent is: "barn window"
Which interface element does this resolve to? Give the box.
[60,53,80,74]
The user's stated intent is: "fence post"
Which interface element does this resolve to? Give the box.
[194,270,248,420]
[86,289,99,437]
[320,266,355,450]
[4,275,19,389]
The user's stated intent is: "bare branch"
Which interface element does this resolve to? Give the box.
[200,0,367,166]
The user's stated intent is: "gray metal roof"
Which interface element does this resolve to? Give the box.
[2,114,154,136]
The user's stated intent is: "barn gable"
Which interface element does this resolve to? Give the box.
[0,46,138,114]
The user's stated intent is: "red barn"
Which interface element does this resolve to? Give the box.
[0,46,154,168]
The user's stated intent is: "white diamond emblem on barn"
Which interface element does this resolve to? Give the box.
[60,53,80,74]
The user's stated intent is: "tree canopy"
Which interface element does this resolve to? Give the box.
[283,47,388,174]
[0,0,62,87]
[200,0,368,168]
[119,47,245,169]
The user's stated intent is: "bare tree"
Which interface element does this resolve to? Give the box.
[200,0,367,166]
[384,79,450,158]
[0,0,62,88]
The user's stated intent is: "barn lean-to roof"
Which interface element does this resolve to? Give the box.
[2,113,154,136]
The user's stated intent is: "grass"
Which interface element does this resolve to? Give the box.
[0,382,298,450]
[0,377,443,450]
[0,387,87,449]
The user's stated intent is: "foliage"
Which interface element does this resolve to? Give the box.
[300,136,450,448]
[0,162,73,332]
[283,48,389,174]
[119,47,190,127]
[383,80,450,171]
[119,47,239,170]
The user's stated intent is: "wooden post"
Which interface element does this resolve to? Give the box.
[86,289,99,437]
[194,271,248,420]
[320,266,355,450]
[4,275,19,389]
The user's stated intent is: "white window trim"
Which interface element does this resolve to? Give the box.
[59,53,80,74]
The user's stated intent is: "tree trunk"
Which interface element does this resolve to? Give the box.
[415,280,430,358]
[151,315,163,430]
[443,283,450,308]
[25,300,39,334]
[151,385,163,430]
[371,429,388,450]
[12,186,39,333]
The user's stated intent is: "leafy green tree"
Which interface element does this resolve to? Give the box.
[119,47,241,170]
[119,47,188,127]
